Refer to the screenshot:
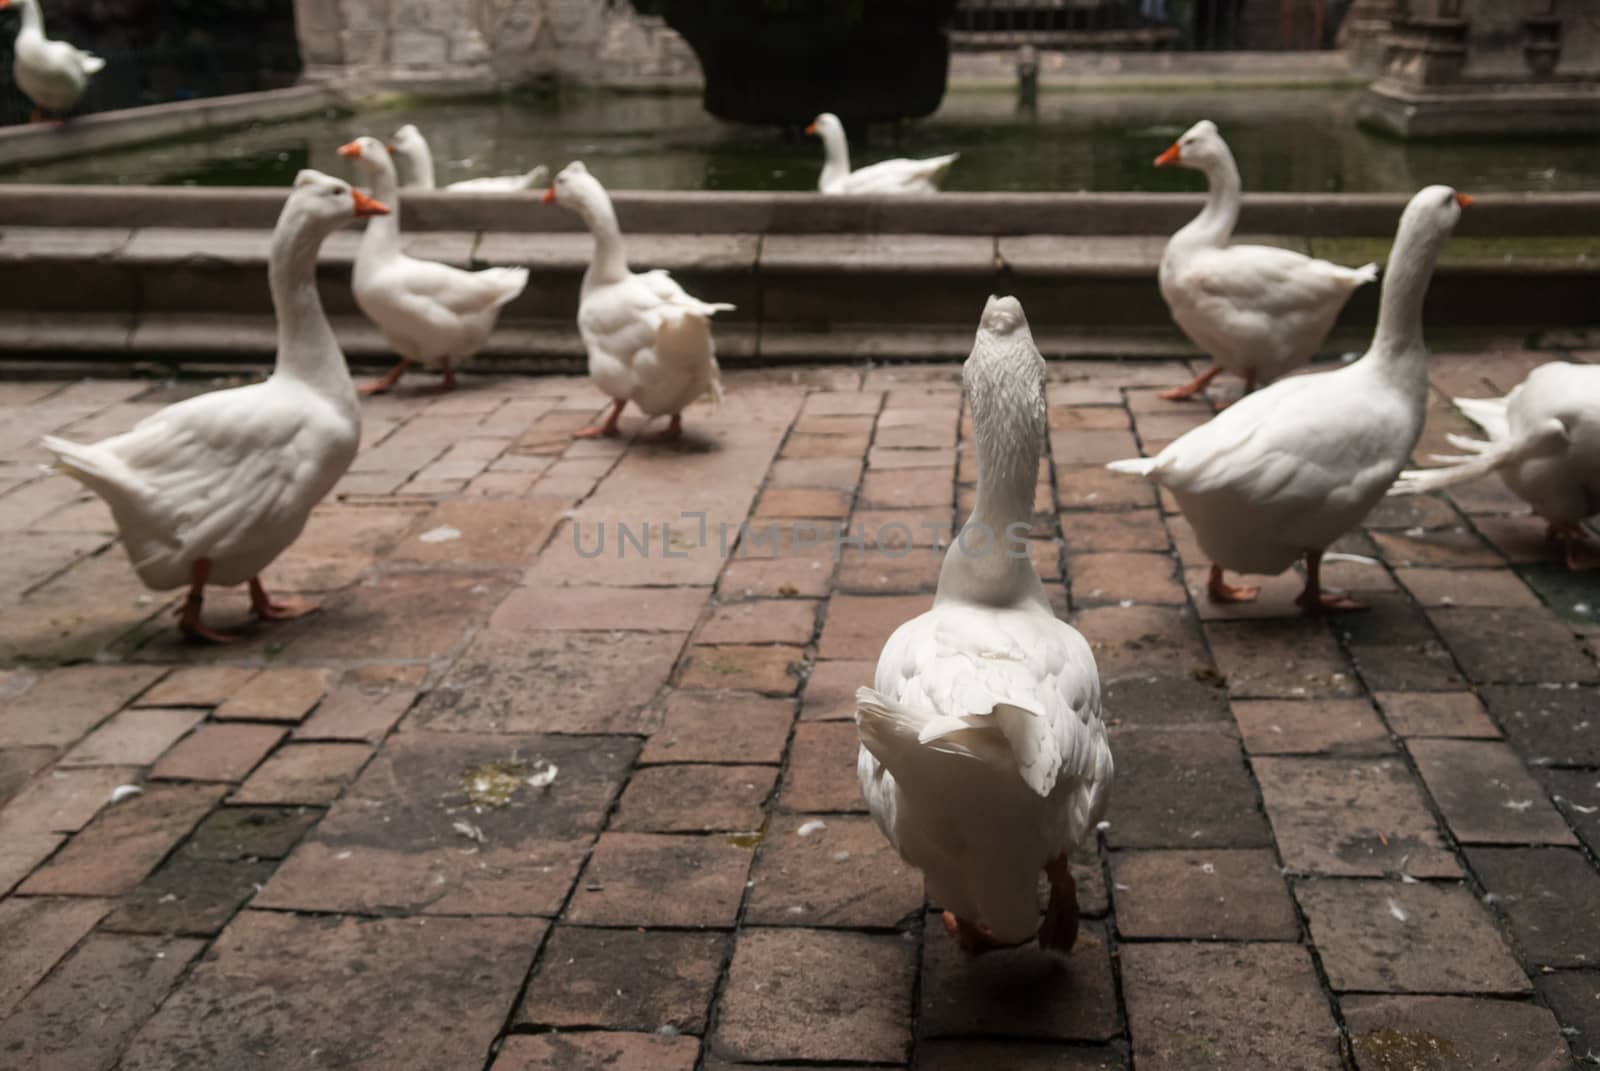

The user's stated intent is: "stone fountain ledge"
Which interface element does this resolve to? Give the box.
[0,188,1595,370]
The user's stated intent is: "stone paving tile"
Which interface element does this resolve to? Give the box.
[1373,690,1501,738]
[0,896,113,1019]
[1231,698,1393,755]
[293,685,416,742]
[0,665,164,748]
[1073,605,1209,681]
[258,732,629,916]
[698,598,820,645]
[641,691,795,764]
[212,667,329,722]
[1254,757,1461,878]
[118,911,542,1071]
[679,643,807,695]
[0,933,204,1071]
[1429,606,1600,684]
[1204,618,1361,698]
[1069,552,1186,605]
[20,783,225,896]
[714,928,916,1064]
[1120,942,1342,1071]
[1481,684,1600,766]
[1103,728,1272,849]
[745,814,924,928]
[229,741,372,806]
[779,721,867,813]
[920,920,1120,1041]
[1467,847,1600,969]
[1538,767,1600,856]
[58,706,205,768]
[1342,995,1571,1071]
[0,744,55,803]
[566,833,754,928]
[1408,738,1576,846]
[1110,849,1299,940]
[1535,972,1600,1061]
[492,583,709,632]
[519,926,728,1033]
[133,665,257,707]
[612,764,777,833]
[916,1041,1128,1070]
[1102,672,1231,728]
[1296,880,1530,994]
[494,1033,700,1071]
[148,722,285,782]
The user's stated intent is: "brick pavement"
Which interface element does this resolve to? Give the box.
[0,350,1596,1070]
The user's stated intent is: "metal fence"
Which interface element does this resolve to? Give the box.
[950,0,1345,51]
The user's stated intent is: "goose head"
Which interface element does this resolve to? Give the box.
[1154,119,1229,172]
[388,124,427,158]
[285,169,388,232]
[541,160,606,210]
[965,295,1046,470]
[1400,183,1471,235]
[805,112,844,141]
[337,135,397,182]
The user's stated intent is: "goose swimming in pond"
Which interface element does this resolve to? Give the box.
[806,112,958,195]
[388,124,549,193]
[1108,185,1469,611]
[856,295,1112,956]
[1155,119,1378,402]
[1391,361,1600,570]
[40,171,384,642]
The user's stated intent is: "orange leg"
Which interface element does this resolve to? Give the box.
[574,398,626,439]
[1551,522,1600,571]
[1038,854,1080,954]
[941,910,1026,957]
[640,413,684,443]
[1295,549,1367,614]
[249,577,319,622]
[177,559,240,644]
[1159,364,1222,402]
[436,358,458,393]
[360,359,410,396]
[1207,563,1260,604]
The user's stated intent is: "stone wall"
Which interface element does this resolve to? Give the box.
[293,0,701,87]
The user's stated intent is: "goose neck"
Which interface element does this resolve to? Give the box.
[1371,214,1448,366]
[819,126,852,189]
[401,143,436,189]
[269,213,354,406]
[358,161,402,254]
[1177,151,1241,248]
[16,0,43,35]
[575,187,629,284]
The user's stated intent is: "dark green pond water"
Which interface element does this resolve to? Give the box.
[5,86,1598,193]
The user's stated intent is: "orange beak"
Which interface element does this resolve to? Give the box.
[0,2,12,10]
[804,121,817,136]
[1154,143,1181,167]
[385,142,396,154]
[351,189,389,217]
[337,141,362,159]
[541,186,556,205]
[1455,192,1473,209]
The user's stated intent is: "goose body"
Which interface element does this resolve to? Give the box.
[340,136,529,393]
[1156,120,1377,400]
[807,112,957,195]
[40,171,384,641]
[388,124,549,193]
[545,161,731,440]
[857,296,1111,954]
[1,0,104,116]
[1109,185,1468,610]
[1392,361,1600,568]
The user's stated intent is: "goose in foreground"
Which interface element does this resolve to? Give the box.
[856,296,1112,956]
[339,136,530,394]
[1391,361,1600,570]
[0,0,104,122]
[544,161,731,441]
[1155,120,1378,401]
[1108,185,1469,611]
[388,124,549,193]
[41,171,384,642]
[806,112,958,195]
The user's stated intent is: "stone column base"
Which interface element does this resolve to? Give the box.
[1358,78,1600,138]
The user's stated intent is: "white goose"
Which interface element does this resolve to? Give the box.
[1392,362,1600,570]
[856,296,1111,956]
[388,124,549,193]
[0,0,104,121]
[41,171,384,643]
[1156,120,1378,401]
[1108,186,1469,611]
[544,161,731,441]
[339,136,530,394]
[806,112,958,195]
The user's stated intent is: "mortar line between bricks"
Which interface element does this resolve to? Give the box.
[690,384,869,1071]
